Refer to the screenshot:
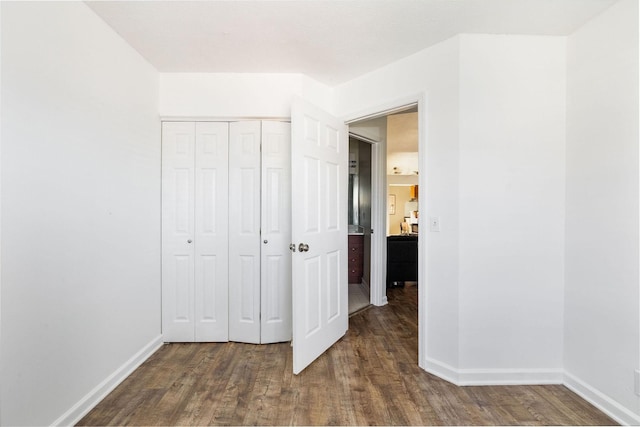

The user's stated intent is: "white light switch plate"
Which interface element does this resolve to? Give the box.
[430,217,440,232]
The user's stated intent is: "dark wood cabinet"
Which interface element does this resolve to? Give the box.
[348,235,364,284]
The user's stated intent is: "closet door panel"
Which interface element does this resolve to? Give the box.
[229,121,262,343]
[194,122,230,341]
[162,122,196,342]
[261,121,292,343]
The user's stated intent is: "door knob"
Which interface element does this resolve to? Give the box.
[263,240,268,244]
[298,243,309,252]
[187,239,192,243]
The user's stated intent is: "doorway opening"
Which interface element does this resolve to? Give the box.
[346,100,423,365]
[385,109,419,292]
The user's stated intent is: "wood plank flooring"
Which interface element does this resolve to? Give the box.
[78,284,616,426]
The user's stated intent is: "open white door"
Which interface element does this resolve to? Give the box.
[291,99,348,374]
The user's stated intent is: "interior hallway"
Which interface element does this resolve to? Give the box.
[78,284,615,426]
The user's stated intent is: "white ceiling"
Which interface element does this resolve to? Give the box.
[87,0,616,85]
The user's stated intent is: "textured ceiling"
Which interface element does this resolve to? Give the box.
[86,0,616,85]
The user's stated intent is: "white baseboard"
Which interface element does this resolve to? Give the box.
[424,357,563,386]
[423,360,640,425]
[51,335,163,427]
[457,368,564,386]
[423,357,460,385]
[564,371,640,426]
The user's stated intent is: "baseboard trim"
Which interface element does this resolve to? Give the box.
[51,335,163,427]
[564,371,640,426]
[423,361,639,424]
[457,368,564,386]
[423,357,460,385]
[424,358,563,386]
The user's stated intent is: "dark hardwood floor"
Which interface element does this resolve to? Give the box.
[78,284,616,426]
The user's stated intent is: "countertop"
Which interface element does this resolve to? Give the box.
[348,225,364,236]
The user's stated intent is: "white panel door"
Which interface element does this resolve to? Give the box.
[260,121,292,344]
[291,100,348,374]
[162,122,196,342]
[229,121,262,343]
[194,122,229,341]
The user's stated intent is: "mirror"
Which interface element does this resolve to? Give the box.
[349,138,359,226]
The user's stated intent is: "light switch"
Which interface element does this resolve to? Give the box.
[430,217,440,232]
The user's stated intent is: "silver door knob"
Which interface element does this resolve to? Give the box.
[298,243,309,252]
[187,239,192,243]
[263,240,268,244]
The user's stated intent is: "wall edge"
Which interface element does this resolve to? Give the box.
[50,336,164,427]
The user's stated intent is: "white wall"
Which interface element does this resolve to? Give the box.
[565,0,640,423]
[458,35,566,378]
[159,73,334,118]
[1,3,161,425]
[0,4,3,422]
[336,33,568,384]
[335,36,462,376]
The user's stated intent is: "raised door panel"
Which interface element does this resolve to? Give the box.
[162,122,196,342]
[260,121,292,344]
[194,122,229,342]
[229,121,261,344]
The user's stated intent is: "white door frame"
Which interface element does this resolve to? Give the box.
[342,92,427,369]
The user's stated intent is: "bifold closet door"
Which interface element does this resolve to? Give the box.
[162,122,196,342]
[194,122,229,341]
[260,121,292,343]
[162,122,229,342]
[228,121,293,344]
[229,121,262,343]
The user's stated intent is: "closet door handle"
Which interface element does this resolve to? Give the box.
[298,243,309,252]
[187,239,192,244]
